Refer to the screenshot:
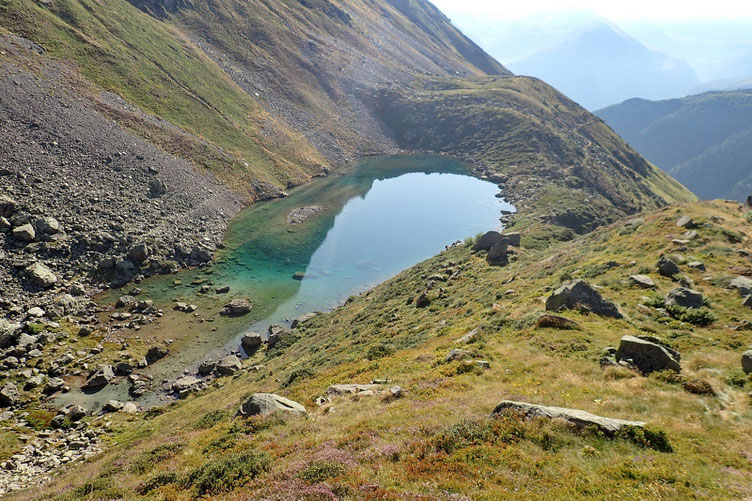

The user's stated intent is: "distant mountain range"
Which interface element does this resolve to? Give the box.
[596,90,752,200]
[506,21,699,110]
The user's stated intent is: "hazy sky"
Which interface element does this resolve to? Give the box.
[430,0,752,20]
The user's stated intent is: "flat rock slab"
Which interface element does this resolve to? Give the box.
[491,400,645,434]
[239,393,306,416]
[326,384,381,396]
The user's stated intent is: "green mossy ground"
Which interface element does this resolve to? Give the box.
[16,200,752,500]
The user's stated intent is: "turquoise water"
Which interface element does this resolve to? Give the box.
[59,155,513,408]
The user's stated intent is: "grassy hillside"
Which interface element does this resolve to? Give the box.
[370,76,695,234]
[596,90,752,201]
[13,199,752,500]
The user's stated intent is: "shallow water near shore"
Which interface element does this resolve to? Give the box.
[57,154,513,408]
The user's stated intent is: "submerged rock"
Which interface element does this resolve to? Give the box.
[83,365,114,389]
[221,299,252,316]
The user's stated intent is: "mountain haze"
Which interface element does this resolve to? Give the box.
[508,21,699,110]
[597,90,752,200]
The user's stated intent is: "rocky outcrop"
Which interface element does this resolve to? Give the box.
[545,280,622,318]
[239,393,306,416]
[491,400,645,434]
[657,256,680,277]
[615,335,680,374]
[472,231,505,251]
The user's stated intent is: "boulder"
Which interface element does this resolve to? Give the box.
[536,314,581,330]
[220,299,252,317]
[12,223,35,242]
[629,275,656,289]
[36,216,61,235]
[145,345,169,365]
[472,231,505,251]
[0,383,19,407]
[486,241,508,264]
[743,295,752,308]
[217,355,242,375]
[742,350,752,374]
[239,393,306,416]
[415,293,431,308]
[0,319,21,348]
[665,287,704,309]
[502,232,521,247]
[730,276,752,297]
[676,216,697,229]
[25,262,58,288]
[149,178,167,197]
[127,243,150,263]
[267,326,295,348]
[616,335,680,374]
[172,376,201,397]
[491,400,645,434]
[83,365,114,389]
[0,195,15,217]
[198,359,216,375]
[103,400,124,412]
[43,377,65,395]
[456,328,479,344]
[545,279,622,318]
[687,261,705,271]
[116,295,135,308]
[657,256,680,277]
[241,332,263,351]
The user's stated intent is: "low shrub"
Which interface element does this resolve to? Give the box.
[135,471,180,495]
[184,449,271,496]
[129,442,185,474]
[282,367,315,388]
[194,409,232,430]
[299,460,347,483]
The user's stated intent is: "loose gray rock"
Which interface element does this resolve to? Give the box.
[145,345,168,365]
[629,275,656,289]
[545,279,622,318]
[657,256,680,277]
[616,335,680,374]
[198,359,216,375]
[127,243,149,263]
[0,383,19,407]
[0,195,15,217]
[665,287,704,309]
[12,223,35,242]
[36,216,61,235]
[491,400,645,434]
[742,350,752,374]
[241,332,263,351]
[220,299,252,317]
[217,355,242,375]
[82,365,114,389]
[25,262,57,288]
[0,319,21,348]
[239,393,306,416]
[676,216,697,229]
[687,261,705,271]
[730,276,752,297]
[472,231,505,251]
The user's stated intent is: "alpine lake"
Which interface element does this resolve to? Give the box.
[57,154,514,408]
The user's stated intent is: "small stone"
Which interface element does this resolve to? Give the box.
[25,262,57,288]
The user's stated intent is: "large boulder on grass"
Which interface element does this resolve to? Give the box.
[472,231,505,251]
[545,279,622,318]
[742,350,752,374]
[730,276,752,297]
[665,287,704,309]
[491,400,644,434]
[615,335,680,374]
[239,393,306,416]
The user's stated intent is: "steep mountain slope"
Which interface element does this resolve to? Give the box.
[596,90,752,200]
[14,200,752,500]
[509,21,699,111]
